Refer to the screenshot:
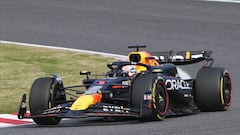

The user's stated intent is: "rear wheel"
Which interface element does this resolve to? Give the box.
[195,68,232,111]
[29,77,62,125]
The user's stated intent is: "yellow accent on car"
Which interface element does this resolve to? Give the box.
[157,114,165,120]
[128,52,147,63]
[70,95,95,110]
[81,71,88,73]
[135,65,147,73]
[128,51,160,66]
[220,77,225,105]
[185,51,191,60]
[152,69,162,73]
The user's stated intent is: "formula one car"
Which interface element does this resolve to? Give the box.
[18,45,232,125]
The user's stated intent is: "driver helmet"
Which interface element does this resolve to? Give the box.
[122,65,136,78]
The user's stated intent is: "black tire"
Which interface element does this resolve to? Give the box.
[29,77,62,125]
[131,74,168,121]
[195,68,232,111]
[131,74,154,108]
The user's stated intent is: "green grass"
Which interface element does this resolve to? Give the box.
[0,43,115,114]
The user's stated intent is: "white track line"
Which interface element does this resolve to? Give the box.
[0,114,33,122]
[0,114,33,128]
[0,123,16,128]
[204,0,240,3]
[0,40,127,60]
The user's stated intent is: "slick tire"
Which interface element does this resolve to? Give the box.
[195,68,232,111]
[131,74,153,108]
[131,74,168,121]
[29,77,62,125]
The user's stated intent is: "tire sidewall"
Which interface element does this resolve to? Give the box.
[131,73,169,121]
[29,77,61,125]
[195,67,232,111]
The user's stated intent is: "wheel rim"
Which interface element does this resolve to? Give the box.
[154,82,169,115]
[223,73,232,106]
[49,84,54,108]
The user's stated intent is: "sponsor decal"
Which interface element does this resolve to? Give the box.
[42,105,62,114]
[184,94,192,98]
[111,81,130,89]
[122,80,130,86]
[102,105,130,113]
[98,81,106,85]
[144,94,152,100]
[165,79,191,90]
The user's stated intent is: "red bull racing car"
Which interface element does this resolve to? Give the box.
[18,45,232,125]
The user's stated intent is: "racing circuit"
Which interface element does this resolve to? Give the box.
[0,0,240,135]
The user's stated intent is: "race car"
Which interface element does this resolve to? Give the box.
[18,45,232,125]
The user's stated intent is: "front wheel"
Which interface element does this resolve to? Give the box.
[131,74,169,121]
[29,77,62,125]
[195,68,232,111]
[151,79,169,120]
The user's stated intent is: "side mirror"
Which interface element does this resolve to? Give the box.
[80,71,91,79]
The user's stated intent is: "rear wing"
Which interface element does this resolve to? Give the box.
[149,50,214,66]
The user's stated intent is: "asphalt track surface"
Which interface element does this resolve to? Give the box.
[0,0,240,135]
